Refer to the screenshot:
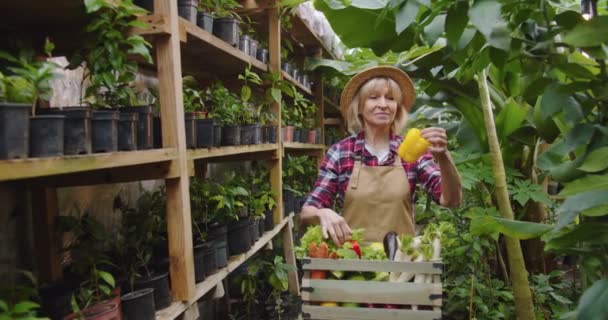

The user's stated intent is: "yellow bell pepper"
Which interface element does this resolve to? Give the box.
[320,302,338,307]
[398,128,430,163]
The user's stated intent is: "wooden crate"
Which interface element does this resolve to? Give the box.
[300,258,443,320]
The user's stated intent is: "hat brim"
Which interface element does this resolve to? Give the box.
[339,66,415,119]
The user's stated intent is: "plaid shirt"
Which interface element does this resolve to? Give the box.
[304,131,442,211]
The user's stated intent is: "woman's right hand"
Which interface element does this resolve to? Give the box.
[317,208,352,246]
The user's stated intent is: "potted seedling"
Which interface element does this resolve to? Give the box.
[178,0,199,22]
[239,66,263,145]
[0,40,63,159]
[209,82,242,146]
[75,0,153,153]
[0,270,48,320]
[183,76,206,148]
[191,178,229,267]
[197,0,214,32]
[190,178,219,282]
[210,0,242,47]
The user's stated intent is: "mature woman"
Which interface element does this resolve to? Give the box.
[300,66,462,244]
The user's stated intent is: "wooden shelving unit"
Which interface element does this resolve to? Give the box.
[0,0,339,319]
[324,117,342,126]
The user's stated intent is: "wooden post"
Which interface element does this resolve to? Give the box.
[30,187,62,283]
[312,46,325,167]
[268,0,283,224]
[154,0,195,301]
[282,217,300,295]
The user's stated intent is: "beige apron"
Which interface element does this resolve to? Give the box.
[343,154,415,242]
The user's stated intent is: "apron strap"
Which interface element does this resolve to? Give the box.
[351,155,362,189]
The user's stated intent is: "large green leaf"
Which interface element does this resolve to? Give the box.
[445,0,469,48]
[468,0,510,50]
[395,0,419,34]
[576,279,608,320]
[555,190,608,230]
[562,16,608,47]
[560,172,608,196]
[578,147,608,173]
[494,98,528,144]
[543,222,608,252]
[423,14,446,46]
[471,215,552,240]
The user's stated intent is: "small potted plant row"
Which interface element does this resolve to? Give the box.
[281,60,312,91]
[280,85,321,144]
[282,155,318,216]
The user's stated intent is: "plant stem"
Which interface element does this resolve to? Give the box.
[497,239,510,285]
[477,69,535,320]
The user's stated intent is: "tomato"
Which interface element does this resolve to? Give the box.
[311,270,327,279]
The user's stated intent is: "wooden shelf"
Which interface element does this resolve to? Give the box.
[283,142,325,150]
[187,144,279,161]
[156,213,294,320]
[179,18,268,81]
[0,148,178,183]
[282,71,313,97]
[324,118,342,126]
[324,97,339,111]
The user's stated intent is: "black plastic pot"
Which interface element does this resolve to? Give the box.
[29,115,65,157]
[283,189,294,216]
[292,69,300,82]
[281,62,292,75]
[266,125,277,143]
[258,217,265,236]
[292,128,301,143]
[238,35,251,55]
[134,0,154,11]
[249,218,260,244]
[298,128,307,143]
[47,108,92,155]
[39,281,77,320]
[227,218,252,255]
[221,125,241,146]
[91,110,118,153]
[256,48,269,64]
[213,18,240,47]
[121,288,156,320]
[212,125,222,147]
[185,113,197,149]
[194,242,218,282]
[302,74,311,89]
[249,39,258,58]
[207,224,228,267]
[153,116,162,148]
[196,12,214,33]
[117,112,139,151]
[315,127,321,144]
[264,210,274,231]
[126,106,154,150]
[240,125,255,145]
[134,272,171,310]
[177,0,198,22]
[196,118,214,148]
[253,124,262,144]
[0,103,29,159]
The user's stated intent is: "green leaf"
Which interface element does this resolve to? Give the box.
[98,270,115,288]
[270,88,282,104]
[12,301,40,314]
[128,20,149,30]
[495,98,528,144]
[560,173,608,196]
[582,204,608,217]
[241,86,252,102]
[423,14,446,46]
[84,0,105,13]
[445,0,468,48]
[468,0,510,50]
[471,215,552,240]
[555,190,608,229]
[394,0,419,34]
[0,300,8,312]
[576,279,608,320]
[579,147,608,173]
[562,16,608,47]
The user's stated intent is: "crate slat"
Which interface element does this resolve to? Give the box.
[301,258,443,274]
[301,279,442,306]
[301,305,442,320]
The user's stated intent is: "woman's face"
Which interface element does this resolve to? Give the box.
[361,84,398,130]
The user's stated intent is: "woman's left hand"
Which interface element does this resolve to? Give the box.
[421,127,448,156]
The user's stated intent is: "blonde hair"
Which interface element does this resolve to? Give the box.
[346,77,408,134]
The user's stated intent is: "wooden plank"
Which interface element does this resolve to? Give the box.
[301,305,442,320]
[155,0,195,302]
[301,258,443,274]
[324,118,342,126]
[0,148,178,182]
[302,279,442,306]
[19,161,179,188]
[30,188,62,283]
[187,144,279,161]
[155,214,294,320]
[282,218,300,295]
[180,18,268,80]
[268,0,283,226]
[283,142,325,150]
[129,14,171,36]
[282,70,313,96]
[323,97,339,112]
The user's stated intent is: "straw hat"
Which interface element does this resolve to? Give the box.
[339,66,415,119]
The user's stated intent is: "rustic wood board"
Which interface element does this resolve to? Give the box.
[301,279,442,306]
[301,258,443,274]
[301,305,441,320]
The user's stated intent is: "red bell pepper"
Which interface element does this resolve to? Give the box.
[350,240,361,259]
